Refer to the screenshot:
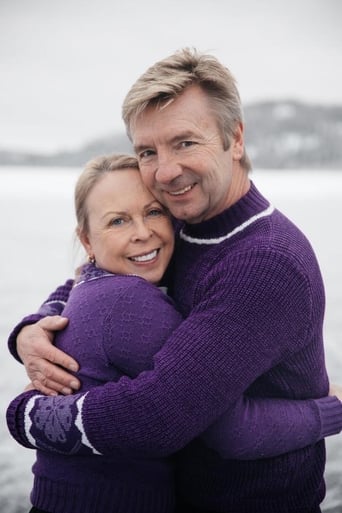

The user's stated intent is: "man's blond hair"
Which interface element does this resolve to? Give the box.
[122,48,251,172]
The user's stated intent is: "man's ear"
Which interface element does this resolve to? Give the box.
[232,122,244,160]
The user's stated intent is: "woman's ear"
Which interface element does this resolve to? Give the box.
[77,228,93,257]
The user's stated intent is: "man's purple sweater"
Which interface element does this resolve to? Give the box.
[7,182,342,512]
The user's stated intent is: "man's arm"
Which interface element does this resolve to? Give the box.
[201,394,342,459]
[6,386,342,459]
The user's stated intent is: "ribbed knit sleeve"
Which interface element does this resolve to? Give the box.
[201,395,342,459]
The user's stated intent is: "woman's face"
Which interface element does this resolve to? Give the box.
[80,168,174,284]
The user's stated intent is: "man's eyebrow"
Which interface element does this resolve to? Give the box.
[134,131,198,154]
[133,142,150,154]
[170,131,198,143]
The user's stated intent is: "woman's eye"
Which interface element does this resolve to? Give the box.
[110,217,125,226]
[147,209,163,217]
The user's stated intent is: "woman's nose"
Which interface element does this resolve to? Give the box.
[131,220,153,241]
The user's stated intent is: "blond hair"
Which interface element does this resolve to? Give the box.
[75,153,139,236]
[122,48,251,172]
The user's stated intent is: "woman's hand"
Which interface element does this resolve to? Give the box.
[17,316,80,396]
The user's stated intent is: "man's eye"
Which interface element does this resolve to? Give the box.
[139,149,155,160]
[180,141,195,148]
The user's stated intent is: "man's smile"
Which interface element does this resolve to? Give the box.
[167,184,195,196]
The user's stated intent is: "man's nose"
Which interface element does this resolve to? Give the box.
[155,155,182,184]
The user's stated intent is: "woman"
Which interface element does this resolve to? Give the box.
[8,154,181,513]
[7,154,342,513]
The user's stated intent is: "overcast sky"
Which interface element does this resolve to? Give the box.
[1,0,341,153]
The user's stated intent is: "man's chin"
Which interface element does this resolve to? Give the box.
[170,209,204,224]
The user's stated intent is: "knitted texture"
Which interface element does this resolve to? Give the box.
[7,182,342,512]
[9,268,182,513]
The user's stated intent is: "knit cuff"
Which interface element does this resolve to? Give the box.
[314,396,342,438]
[7,314,45,362]
[6,390,41,449]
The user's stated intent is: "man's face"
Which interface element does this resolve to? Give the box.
[132,85,244,224]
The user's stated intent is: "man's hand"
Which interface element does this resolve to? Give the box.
[24,382,36,392]
[329,383,342,401]
[17,316,80,396]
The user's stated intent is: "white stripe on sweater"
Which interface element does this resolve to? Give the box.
[179,205,275,245]
[25,394,44,448]
[75,393,102,455]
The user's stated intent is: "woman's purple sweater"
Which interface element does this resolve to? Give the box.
[7,182,342,512]
[10,267,184,513]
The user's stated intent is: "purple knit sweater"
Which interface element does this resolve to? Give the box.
[7,182,342,513]
[10,268,184,513]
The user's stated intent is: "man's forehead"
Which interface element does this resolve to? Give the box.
[132,96,215,146]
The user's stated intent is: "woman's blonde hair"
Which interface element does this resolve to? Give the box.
[75,153,139,236]
[122,48,251,172]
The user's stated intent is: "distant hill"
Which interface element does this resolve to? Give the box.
[1,100,342,169]
[0,133,133,168]
[244,100,342,169]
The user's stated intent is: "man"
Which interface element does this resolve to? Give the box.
[7,49,342,512]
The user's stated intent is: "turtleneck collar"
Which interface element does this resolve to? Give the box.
[179,181,273,244]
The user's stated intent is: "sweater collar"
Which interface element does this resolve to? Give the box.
[179,181,273,244]
[75,263,113,286]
